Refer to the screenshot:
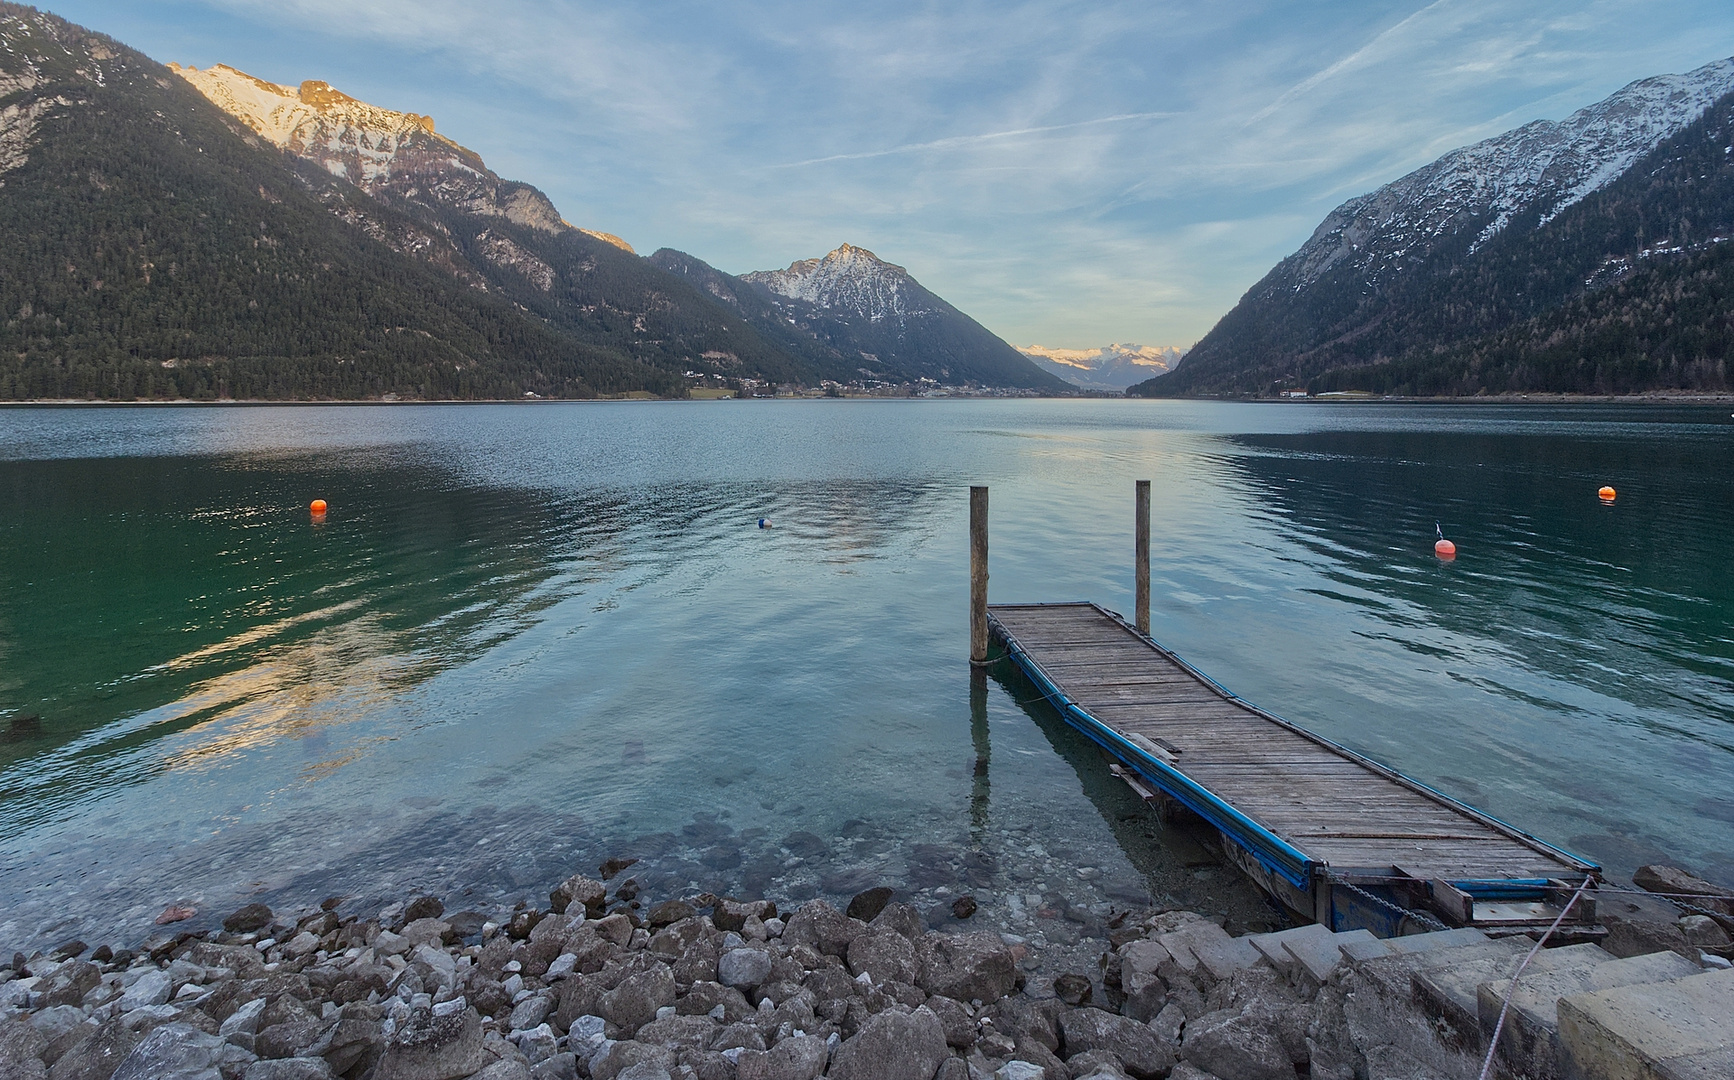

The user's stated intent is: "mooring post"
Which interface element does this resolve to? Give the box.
[970,485,989,664]
[1135,479,1151,636]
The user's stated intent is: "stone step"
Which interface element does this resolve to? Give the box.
[1384,927,1491,955]
[1247,923,1338,981]
[1558,966,1734,1080]
[1410,943,1615,1062]
[1480,950,1704,1080]
[1160,921,1263,984]
[1334,928,1395,965]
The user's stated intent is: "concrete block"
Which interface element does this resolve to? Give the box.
[1166,921,1262,983]
[1408,943,1612,1069]
[1385,927,1490,955]
[1246,923,1336,980]
[1557,967,1734,1080]
[1335,929,1394,965]
[1478,951,1704,1080]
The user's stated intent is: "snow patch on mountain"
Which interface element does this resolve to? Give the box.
[1283,55,1734,292]
[1020,344,1185,390]
[741,244,935,323]
[171,63,476,187]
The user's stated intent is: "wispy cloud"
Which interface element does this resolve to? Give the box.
[61,0,1734,346]
[772,111,1180,168]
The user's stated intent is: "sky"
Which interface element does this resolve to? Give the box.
[52,0,1734,349]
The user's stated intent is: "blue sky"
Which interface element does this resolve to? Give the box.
[56,1,1734,349]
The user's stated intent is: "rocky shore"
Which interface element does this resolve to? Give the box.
[3,862,1732,1080]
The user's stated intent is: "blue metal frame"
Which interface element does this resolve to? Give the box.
[993,616,1317,891]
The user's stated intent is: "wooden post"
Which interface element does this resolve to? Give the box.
[970,485,989,664]
[1135,479,1151,636]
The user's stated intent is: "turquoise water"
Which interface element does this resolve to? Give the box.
[1,401,1730,951]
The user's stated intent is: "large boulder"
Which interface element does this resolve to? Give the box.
[587,1042,675,1080]
[598,968,676,1035]
[47,1018,139,1080]
[111,1024,248,1080]
[372,1008,486,1080]
[848,931,919,986]
[1,1017,49,1079]
[1058,1009,1174,1080]
[828,1007,948,1080]
[780,901,867,958]
[242,1062,333,1080]
[717,949,773,991]
[920,933,1016,1003]
[732,1035,829,1080]
[1180,1008,1291,1080]
[1633,865,1734,916]
[550,875,608,918]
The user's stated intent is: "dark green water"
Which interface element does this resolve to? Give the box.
[1,401,1729,951]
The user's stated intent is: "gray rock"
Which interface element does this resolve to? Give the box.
[845,889,896,924]
[1057,1009,1173,1080]
[779,902,867,959]
[599,968,677,1035]
[921,933,1016,1004]
[1,1017,49,1080]
[923,995,976,1049]
[828,1006,948,1080]
[995,1063,1046,1080]
[1680,914,1733,948]
[111,1023,239,1080]
[934,1059,971,1080]
[613,1064,671,1080]
[550,875,607,917]
[1065,1048,1133,1078]
[508,995,553,1034]
[847,931,919,986]
[224,905,274,934]
[219,1000,268,1038]
[468,1060,532,1080]
[1167,1065,1221,1080]
[717,950,773,991]
[117,971,171,1013]
[242,1061,334,1080]
[372,1008,486,1080]
[1180,1008,1290,1080]
[1149,1003,1184,1049]
[528,1052,578,1080]
[588,1042,676,1080]
[732,1034,828,1080]
[870,903,927,942]
[47,1018,139,1080]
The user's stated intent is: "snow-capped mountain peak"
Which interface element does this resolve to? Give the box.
[1284,55,1734,292]
[170,63,480,187]
[1019,343,1186,390]
[740,244,934,323]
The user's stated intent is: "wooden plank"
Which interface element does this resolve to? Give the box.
[993,601,1591,891]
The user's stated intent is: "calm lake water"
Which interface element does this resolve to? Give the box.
[1,400,1730,953]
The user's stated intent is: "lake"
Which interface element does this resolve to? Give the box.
[1,400,1730,953]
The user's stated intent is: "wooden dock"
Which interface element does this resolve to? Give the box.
[988,601,1600,936]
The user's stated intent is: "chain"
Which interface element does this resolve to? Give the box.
[1328,875,1450,933]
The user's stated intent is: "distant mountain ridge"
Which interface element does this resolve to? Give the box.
[653,244,1066,390]
[0,6,1051,400]
[1136,55,1734,397]
[1019,344,1184,391]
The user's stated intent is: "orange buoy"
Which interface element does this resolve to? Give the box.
[1434,538,1456,559]
[1598,486,1616,502]
[310,499,328,515]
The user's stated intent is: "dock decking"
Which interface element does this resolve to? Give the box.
[989,601,1599,935]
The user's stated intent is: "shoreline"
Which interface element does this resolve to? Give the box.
[2,865,1727,1080]
[1,392,1732,407]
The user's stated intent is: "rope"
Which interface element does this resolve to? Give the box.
[1477,876,1594,1080]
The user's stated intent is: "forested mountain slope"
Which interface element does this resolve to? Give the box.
[1134,59,1734,398]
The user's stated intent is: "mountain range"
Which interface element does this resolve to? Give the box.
[1018,344,1185,391]
[0,6,1056,400]
[1133,56,1734,398]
